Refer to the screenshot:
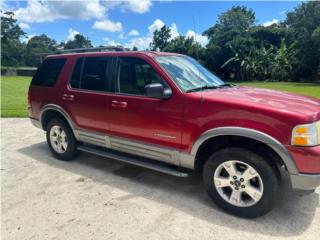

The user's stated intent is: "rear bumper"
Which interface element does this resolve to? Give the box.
[30,117,42,129]
[290,173,320,190]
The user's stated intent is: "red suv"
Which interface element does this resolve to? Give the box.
[28,51,320,218]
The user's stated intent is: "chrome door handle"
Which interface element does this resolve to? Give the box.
[111,100,127,108]
[62,94,74,101]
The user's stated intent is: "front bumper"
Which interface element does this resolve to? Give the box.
[290,173,320,190]
[286,145,320,173]
[286,145,320,190]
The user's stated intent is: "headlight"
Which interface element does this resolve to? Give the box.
[291,121,320,146]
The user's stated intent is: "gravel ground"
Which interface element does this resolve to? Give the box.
[1,118,319,240]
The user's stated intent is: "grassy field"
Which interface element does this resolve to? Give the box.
[1,76,320,117]
[1,76,31,117]
[238,82,320,98]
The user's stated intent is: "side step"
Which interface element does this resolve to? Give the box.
[77,145,190,178]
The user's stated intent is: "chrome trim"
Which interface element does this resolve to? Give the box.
[154,133,177,139]
[188,127,299,174]
[76,130,108,148]
[290,173,320,190]
[77,129,180,165]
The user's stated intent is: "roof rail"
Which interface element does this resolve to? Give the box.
[55,46,128,54]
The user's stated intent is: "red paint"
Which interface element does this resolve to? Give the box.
[28,51,320,174]
[286,146,320,173]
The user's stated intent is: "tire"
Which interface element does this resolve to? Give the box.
[46,118,78,161]
[203,147,279,218]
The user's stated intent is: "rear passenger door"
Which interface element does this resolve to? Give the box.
[61,56,112,133]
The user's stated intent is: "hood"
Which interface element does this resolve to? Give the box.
[199,86,320,121]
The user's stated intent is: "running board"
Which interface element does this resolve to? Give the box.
[77,145,190,178]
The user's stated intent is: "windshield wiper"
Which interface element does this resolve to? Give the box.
[217,83,236,88]
[186,85,219,93]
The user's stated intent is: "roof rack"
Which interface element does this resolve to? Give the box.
[55,46,129,54]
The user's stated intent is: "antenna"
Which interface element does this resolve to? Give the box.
[192,14,200,61]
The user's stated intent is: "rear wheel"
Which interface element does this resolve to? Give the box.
[46,118,78,161]
[203,147,278,218]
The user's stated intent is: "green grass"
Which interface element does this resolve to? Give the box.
[1,76,31,117]
[1,76,320,117]
[237,82,320,99]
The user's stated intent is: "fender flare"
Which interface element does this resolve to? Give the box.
[40,104,77,137]
[189,127,298,174]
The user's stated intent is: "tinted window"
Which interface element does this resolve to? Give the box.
[70,57,110,91]
[117,57,164,95]
[70,58,83,88]
[31,58,66,86]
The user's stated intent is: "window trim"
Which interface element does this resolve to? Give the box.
[67,56,114,94]
[114,56,171,98]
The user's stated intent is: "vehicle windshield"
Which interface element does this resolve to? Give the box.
[155,55,225,92]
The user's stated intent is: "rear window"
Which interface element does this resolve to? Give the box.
[31,58,66,86]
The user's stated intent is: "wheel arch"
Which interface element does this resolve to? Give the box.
[188,127,298,175]
[40,104,76,134]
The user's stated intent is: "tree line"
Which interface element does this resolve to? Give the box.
[1,1,320,82]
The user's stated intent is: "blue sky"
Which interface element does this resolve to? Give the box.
[3,0,303,49]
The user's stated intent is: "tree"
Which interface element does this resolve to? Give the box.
[150,25,171,51]
[250,25,289,48]
[164,35,204,60]
[24,34,57,67]
[1,11,26,66]
[203,6,256,78]
[64,34,93,49]
[203,6,255,38]
[284,1,320,81]
[271,40,296,81]
[132,46,138,51]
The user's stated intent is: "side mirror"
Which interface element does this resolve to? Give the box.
[144,83,172,99]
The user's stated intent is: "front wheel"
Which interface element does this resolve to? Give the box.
[203,147,279,218]
[46,118,78,161]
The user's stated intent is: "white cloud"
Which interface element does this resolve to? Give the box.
[263,19,279,27]
[67,28,80,41]
[125,36,153,50]
[148,19,178,40]
[118,33,126,39]
[107,0,152,14]
[128,29,140,37]
[103,38,121,47]
[93,20,123,32]
[14,0,106,23]
[19,22,30,30]
[124,19,208,50]
[186,30,208,46]
[169,23,179,39]
[124,0,152,14]
[148,19,165,34]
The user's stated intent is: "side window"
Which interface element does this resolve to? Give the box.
[31,58,66,86]
[70,58,83,88]
[117,57,164,95]
[69,57,110,92]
